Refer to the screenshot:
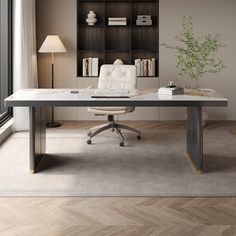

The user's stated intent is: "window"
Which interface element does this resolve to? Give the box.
[0,0,12,126]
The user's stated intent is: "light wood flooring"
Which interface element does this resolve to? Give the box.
[0,197,235,236]
[1,121,236,236]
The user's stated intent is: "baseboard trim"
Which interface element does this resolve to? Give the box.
[0,119,13,144]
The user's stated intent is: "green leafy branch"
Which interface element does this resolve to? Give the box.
[161,16,225,89]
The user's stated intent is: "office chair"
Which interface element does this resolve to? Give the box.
[87,64,141,146]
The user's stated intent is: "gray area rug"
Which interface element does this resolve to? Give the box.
[0,126,235,196]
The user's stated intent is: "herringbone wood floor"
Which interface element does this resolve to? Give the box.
[1,121,236,236]
[0,197,235,236]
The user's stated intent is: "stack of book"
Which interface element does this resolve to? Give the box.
[158,86,184,96]
[134,58,156,77]
[108,17,127,25]
[82,58,99,77]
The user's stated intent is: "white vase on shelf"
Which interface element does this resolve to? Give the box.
[86,11,97,26]
[113,59,124,65]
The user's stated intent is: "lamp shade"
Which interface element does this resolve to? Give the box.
[39,35,67,53]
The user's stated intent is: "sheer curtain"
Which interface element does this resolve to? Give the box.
[13,0,38,131]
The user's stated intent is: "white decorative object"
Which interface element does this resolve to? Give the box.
[113,59,124,65]
[86,11,97,26]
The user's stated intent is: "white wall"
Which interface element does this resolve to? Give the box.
[36,0,236,121]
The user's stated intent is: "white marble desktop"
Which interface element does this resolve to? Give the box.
[5,89,228,103]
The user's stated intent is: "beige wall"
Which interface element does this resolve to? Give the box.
[36,0,77,120]
[159,0,236,120]
[36,0,236,121]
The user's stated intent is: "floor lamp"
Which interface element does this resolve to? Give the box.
[39,35,67,128]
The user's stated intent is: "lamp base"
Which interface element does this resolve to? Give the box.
[46,121,61,128]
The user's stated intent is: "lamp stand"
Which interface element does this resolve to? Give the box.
[46,53,61,128]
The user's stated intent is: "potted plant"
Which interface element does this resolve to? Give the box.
[161,16,225,92]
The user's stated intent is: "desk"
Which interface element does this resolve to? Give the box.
[5,89,228,174]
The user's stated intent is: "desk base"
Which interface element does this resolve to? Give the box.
[28,106,204,174]
[29,107,46,173]
[187,107,204,173]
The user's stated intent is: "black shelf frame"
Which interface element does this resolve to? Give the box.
[77,0,159,77]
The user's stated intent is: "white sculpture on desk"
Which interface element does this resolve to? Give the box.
[86,11,97,26]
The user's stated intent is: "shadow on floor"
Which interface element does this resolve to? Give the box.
[205,154,236,173]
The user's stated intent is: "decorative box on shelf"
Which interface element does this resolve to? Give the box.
[136,15,152,26]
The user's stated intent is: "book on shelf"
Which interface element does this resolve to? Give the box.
[82,58,88,77]
[134,58,156,77]
[148,59,152,76]
[108,17,127,21]
[135,59,141,76]
[140,60,144,76]
[82,57,99,77]
[91,58,98,77]
[108,17,127,25]
[143,60,148,76]
[88,58,92,76]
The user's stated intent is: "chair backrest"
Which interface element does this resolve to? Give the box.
[98,65,137,90]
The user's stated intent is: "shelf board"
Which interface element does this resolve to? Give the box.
[78,25,131,27]
[78,0,158,2]
[77,76,158,79]
[77,49,157,52]
[78,0,104,2]
[78,25,157,27]
[132,50,157,53]
[106,25,130,27]
[105,0,131,2]
[131,25,157,27]
[105,49,131,52]
[78,49,105,52]
[105,0,158,2]
[78,25,105,27]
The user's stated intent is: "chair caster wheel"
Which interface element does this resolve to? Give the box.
[137,135,141,140]
[87,140,92,145]
[120,142,124,147]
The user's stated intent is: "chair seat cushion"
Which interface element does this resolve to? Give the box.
[87,107,134,115]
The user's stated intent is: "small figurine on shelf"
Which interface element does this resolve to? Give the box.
[113,59,124,65]
[86,11,97,26]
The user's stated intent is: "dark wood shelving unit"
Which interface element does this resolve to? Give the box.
[77,0,159,77]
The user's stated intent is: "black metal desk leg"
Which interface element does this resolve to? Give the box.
[187,106,204,173]
[29,107,46,173]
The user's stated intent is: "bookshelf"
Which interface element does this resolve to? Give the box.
[77,0,159,77]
